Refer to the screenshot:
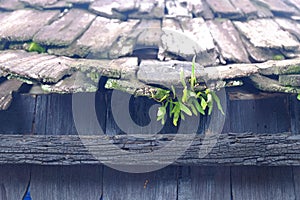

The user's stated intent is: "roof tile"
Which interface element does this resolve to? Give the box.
[33,9,96,47]
[0,9,60,42]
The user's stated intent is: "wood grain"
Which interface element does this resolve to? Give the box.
[0,133,298,166]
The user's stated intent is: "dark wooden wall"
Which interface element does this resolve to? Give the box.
[0,164,299,200]
[0,89,297,135]
[0,90,299,200]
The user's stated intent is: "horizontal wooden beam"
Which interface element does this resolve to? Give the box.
[0,133,299,166]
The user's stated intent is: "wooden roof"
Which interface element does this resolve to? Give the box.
[1,0,300,109]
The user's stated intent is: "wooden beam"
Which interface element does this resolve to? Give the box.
[0,133,299,166]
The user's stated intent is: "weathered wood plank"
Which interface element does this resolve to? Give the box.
[231,166,296,200]
[206,0,241,18]
[294,167,300,200]
[285,0,300,10]
[180,18,218,65]
[178,166,231,200]
[253,0,297,15]
[207,20,249,63]
[257,57,300,75]
[160,18,218,66]
[103,166,177,199]
[20,0,58,8]
[35,92,107,135]
[0,50,138,84]
[0,0,25,10]
[34,94,77,135]
[0,79,23,110]
[250,74,300,93]
[89,0,137,19]
[0,9,60,42]
[205,63,258,80]
[137,59,206,87]
[279,74,300,87]
[230,0,258,17]
[0,52,74,83]
[30,165,102,200]
[251,0,273,18]
[41,71,98,93]
[165,0,192,17]
[34,9,96,47]
[290,95,300,135]
[0,165,30,200]
[229,95,291,133]
[105,90,177,135]
[275,18,300,40]
[234,19,299,51]
[184,0,214,18]
[135,19,162,47]
[129,0,164,19]
[0,94,35,134]
[0,133,299,165]
[76,17,139,59]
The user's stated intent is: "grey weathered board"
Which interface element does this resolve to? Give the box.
[0,133,299,166]
[0,9,60,42]
[0,164,298,200]
[34,94,78,135]
[0,90,297,135]
[231,166,296,200]
[294,167,300,200]
[228,94,291,133]
[178,166,231,200]
[0,165,30,200]
[30,165,103,200]
[0,93,35,134]
[207,20,249,63]
[206,0,241,18]
[102,166,177,200]
[34,92,107,135]
[0,79,23,110]
[33,9,96,47]
[105,90,178,135]
[290,95,300,134]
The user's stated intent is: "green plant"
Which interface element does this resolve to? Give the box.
[27,42,45,53]
[151,56,224,126]
[272,54,285,61]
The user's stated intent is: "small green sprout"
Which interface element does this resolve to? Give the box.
[272,54,285,61]
[152,56,224,126]
[27,42,46,53]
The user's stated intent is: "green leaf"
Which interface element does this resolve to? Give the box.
[206,93,213,115]
[171,102,180,114]
[157,106,166,118]
[173,111,180,126]
[190,55,197,89]
[182,87,188,103]
[180,112,185,121]
[169,101,174,118]
[193,99,205,115]
[153,88,170,102]
[196,91,203,98]
[180,69,187,88]
[157,106,167,125]
[28,42,46,53]
[297,94,300,101]
[171,85,176,98]
[179,102,192,116]
[200,97,207,110]
[189,101,198,116]
[211,91,224,115]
